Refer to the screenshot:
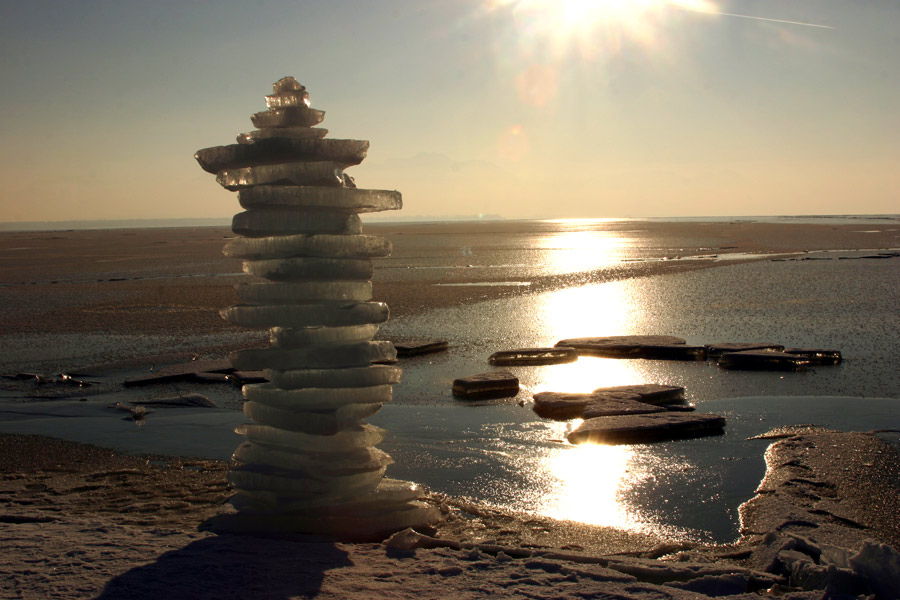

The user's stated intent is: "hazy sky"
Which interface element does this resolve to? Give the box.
[1,0,897,222]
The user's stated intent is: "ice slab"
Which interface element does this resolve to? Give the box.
[225,233,391,260]
[238,127,328,143]
[568,412,726,445]
[393,340,449,357]
[250,106,325,129]
[556,335,688,358]
[533,391,648,420]
[582,399,669,419]
[229,464,385,494]
[195,138,369,173]
[232,442,392,476]
[238,186,401,213]
[228,477,424,513]
[232,209,361,238]
[270,324,378,348]
[489,347,578,366]
[242,401,382,435]
[230,340,396,371]
[243,256,372,281]
[236,281,373,304]
[452,371,519,399]
[122,358,234,387]
[717,350,812,371]
[705,342,785,358]
[237,422,386,453]
[268,365,402,389]
[218,161,345,190]
[243,383,392,411]
[592,384,686,405]
[221,302,388,329]
[784,348,843,365]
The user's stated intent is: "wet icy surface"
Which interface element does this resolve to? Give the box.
[1,248,897,544]
[373,253,900,542]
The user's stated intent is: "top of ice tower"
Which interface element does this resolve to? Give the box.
[267,76,311,109]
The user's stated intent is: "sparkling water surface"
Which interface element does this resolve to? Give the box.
[374,249,900,543]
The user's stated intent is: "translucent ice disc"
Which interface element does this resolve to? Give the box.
[221,302,388,329]
[268,365,402,389]
[250,106,325,129]
[233,210,362,238]
[239,186,401,214]
[231,477,425,513]
[195,139,369,174]
[226,234,390,261]
[232,441,393,476]
[218,161,345,190]
[243,256,372,281]
[243,383,392,411]
[243,401,382,435]
[230,340,396,371]
[269,324,378,347]
[236,422,386,453]
[237,127,328,144]
[235,282,373,305]
[228,465,385,495]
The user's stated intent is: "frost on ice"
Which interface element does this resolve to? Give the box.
[195,77,440,540]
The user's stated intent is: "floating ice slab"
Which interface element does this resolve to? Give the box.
[533,391,647,420]
[717,350,813,371]
[592,384,685,405]
[568,412,726,445]
[705,342,785,358]
[452,371,520,399]
[489,347,578,366]
[393,340,449,357]
[556,335,687,358]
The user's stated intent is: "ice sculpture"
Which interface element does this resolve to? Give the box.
[195,77,440,540]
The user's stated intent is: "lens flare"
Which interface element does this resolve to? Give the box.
[487,0,718,59]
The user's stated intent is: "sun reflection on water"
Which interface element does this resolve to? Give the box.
[543,437,644,530]
[537,228,629,274]
[521,233,668,529]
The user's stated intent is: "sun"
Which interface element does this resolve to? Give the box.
[488,0,717,58]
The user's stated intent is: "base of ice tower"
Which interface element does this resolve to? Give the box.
[203,500,441,542]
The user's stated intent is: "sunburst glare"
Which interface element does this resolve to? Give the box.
[485,0,718,60]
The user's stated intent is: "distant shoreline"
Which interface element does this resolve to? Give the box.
[0,213,897,232]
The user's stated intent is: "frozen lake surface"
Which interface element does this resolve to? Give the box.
[375,251,900,542]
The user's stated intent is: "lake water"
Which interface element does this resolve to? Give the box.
[1,217,897,544]
[373,248,900,543]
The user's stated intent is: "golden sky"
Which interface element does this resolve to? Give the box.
[1,0,897,222]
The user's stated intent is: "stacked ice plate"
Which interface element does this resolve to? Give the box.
[195,77,440,540]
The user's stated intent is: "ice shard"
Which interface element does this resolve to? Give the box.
[196,77,440,540]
